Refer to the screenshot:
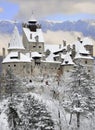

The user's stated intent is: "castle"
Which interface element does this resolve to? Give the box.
[2,17,94,79]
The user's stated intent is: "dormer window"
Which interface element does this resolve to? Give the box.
[10,56,18,59]
[65,61,68,64]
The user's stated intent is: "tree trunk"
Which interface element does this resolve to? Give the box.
[58,109,62,130]
[69,112,73,125]
[77,112,80,127]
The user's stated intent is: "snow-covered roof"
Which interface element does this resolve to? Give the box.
[61,54,66,59]
[23,28,44,43]
[45,52,61,63]
[82,37,93,46]
[46,52,55,62]
[61,53,74,65]
[73,41,89,54]
[53,46,67,54]
[28,14,37,22]
[31,52,42,58]
[74,52,93,60]
[8,26,25,50]
[2,52,31,63]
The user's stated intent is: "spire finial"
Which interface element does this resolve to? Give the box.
[28,10,37,22]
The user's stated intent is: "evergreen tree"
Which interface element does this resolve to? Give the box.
[20,95,54,130]
[63,64,95,128]
[3,68,22,97]
[6,102,21,130]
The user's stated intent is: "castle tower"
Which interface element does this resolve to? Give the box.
[82,37,93,56]
[73,40,94,73]
[22,15,44,54]
[8,26,25,53]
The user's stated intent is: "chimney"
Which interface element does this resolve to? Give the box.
[30,34,32,39]
[2,48,5,58]
[35,35,39,42]
[67,45,70,52]
[8,43,10,47]
[72,44,75,50]
[30,52,31,58]
[18,52,20,59]
[77,37,83,43]
[63,40,66,47]
[59,44,61,49]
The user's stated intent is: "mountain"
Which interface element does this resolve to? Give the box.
[0,20,95,38]
[0,20,95,39]
[40,20,95,39]
[0,20,22,34]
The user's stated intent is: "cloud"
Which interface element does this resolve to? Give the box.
[43,30,95,56]
[0,7,3,13]
[0,34,10,55]
[43,30,83,45]
[7,0,95,20]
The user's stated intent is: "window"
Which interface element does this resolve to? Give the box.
[30,80,32,83]
[23,65,25,68]
[39,46,41,48]
[85,60,87,64]
[88,70,90,72]
[14,64,16,67]
[33,46,36,48]
[8,65,10,67]
[65,61,68,64]
[10,56,18,59]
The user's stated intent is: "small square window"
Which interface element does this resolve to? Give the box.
[39,46,41,48]
[14,64,16,67]
[8,65,10,67]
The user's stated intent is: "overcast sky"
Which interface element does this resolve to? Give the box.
[0,0,95,21]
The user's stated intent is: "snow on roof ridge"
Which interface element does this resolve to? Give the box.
[82,37,93,46]
[31,51,42,58]
[2,52,31,63]
[73,41,89,54]
[8,26,25,50]
[74,52,93,60]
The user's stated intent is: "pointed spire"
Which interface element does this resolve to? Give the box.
[8,26,24,51]
[28,11,37,23]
